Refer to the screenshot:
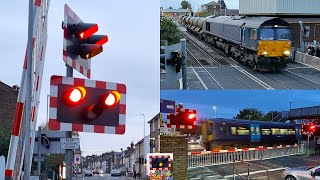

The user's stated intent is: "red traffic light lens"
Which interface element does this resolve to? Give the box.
[311,125,316,130]
[64,86,86,105]
[95,35,108,45]
[103,91,120,108]
[188,113,196,119]
[78,24,98,39]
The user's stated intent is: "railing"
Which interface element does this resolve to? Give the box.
[295,51,320,69]
[188,144,305,169]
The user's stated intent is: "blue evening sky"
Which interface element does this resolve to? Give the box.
[0,1,159,156]
[160,0,240,11]
[161,91,320,119]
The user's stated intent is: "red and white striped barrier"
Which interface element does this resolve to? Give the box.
[6,0,50,178]
[188,145,299,155]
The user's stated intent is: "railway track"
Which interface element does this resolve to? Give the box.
[177,22,320,90]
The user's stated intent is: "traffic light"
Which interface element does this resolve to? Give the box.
[302,123,316,134]
[63,4,109,78]
[49,75,127,134]
[150,156,171,170]
[167,108,197,129]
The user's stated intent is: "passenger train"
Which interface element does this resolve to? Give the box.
[201,118,302,151]
[180,15,292,72]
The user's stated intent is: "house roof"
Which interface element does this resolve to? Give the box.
[148,113,160,124]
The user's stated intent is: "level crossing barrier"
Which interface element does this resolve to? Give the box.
[188,144,305,169]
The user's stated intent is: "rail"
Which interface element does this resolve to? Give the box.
[233,159,270,180]
[188,144,305,169]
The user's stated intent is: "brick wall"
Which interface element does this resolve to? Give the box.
[160,135,188,180]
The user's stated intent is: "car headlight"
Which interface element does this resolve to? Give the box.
[261,51,268,55]
[284,50,290,56]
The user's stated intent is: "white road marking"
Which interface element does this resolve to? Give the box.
[224,167,287,178]
[191,66,208,90]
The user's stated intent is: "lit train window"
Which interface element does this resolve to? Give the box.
[231,127,237,135]
[280,129,288,135]
[271,128,280,135]
[288,129,295,135]
[261,129,271,135]
[256,127,260,135]
[238,127,249,135]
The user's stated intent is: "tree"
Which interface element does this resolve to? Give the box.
[234,108,264,120]
[169,6,173,9]
[181,0,192,10]
[160,18,183,45]
[263,111,283,121]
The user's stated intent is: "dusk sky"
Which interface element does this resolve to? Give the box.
[160,91,320,120]
[1,1,159,156]
[161,0,240,11]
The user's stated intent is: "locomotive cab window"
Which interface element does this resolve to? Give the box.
[276,29,291,40]
[250,29,257,40]
[260,28,274,40]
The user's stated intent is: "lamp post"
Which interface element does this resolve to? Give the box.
[290,102,293,110]
[140,114,146,138]
[213,106,217,118]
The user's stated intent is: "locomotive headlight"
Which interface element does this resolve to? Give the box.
[261,51,268,55]
[284,50,290,56]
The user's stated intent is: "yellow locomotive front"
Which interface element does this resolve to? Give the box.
[256,27,292,71]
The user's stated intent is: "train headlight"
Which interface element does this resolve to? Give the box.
[261,51,268,55]
[284,50,290,56]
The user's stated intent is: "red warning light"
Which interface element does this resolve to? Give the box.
[103,91,120,108]
[64,86,86,105]
[95,35,108,45]
[188,113,196,120]
[78,24,98,39]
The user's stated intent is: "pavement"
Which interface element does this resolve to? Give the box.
[188,154,320,180]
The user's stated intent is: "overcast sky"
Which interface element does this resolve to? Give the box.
[0,1,159,156]
[161,0,240,11]
[161,90,320,120]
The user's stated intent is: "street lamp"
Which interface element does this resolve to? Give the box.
[213,106,217,118]
[290,102,293,110]
[140,114,146,138]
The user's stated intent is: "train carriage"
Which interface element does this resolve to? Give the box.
[201,118,301,151]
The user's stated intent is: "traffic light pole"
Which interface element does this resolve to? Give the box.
[181,39,187,90]
[65,65,73,180]
[24,0,35,179]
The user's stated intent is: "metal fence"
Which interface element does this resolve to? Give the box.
[188,144,305,169]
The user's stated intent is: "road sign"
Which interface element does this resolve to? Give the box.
[29,176,39,180]
[74,154,81,165]
[60,138,80,150]
[147,153,173,179]
[160,99,175,113]
[48,75,127,134]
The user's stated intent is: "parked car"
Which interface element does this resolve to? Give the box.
[84,169,93,176]
[282,165,320,180]
[111,169,121,176]
[93,169,100,174]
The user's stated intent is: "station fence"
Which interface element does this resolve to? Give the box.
[188,144,305,169]
[295,51,320,69]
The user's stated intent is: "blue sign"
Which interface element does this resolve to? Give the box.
[160,99,175,113]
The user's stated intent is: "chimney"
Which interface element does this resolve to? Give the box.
[12,85,19,91]
[130,142,134,149]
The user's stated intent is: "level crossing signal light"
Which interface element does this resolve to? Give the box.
[40,135,50,149]
[151,157,169,169]
[167,108,197,129]
[63,18,108,60]
[57,84,121,126]
[302,123,316,134]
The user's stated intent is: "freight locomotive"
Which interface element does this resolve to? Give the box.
[201,118,301,151]
[180,15,292,72]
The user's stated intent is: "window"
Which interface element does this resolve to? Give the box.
[251,127,255,135]
[280,129,288,135]
[271,128,280,135]
[250,29,257,40]
[206,22,211,31]
[256,127,260,135]
[260,29,274,40]
[288,129,295,135]
[238,127,250,135]
[276,29,291,40]
[231,127,237,135]
[261,129,271,135]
